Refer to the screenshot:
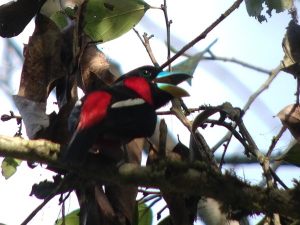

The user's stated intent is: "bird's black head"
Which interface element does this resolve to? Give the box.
[115,65,192,109]
[115,65,161,83]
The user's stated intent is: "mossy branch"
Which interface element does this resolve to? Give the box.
[0,135,299,219]
[0,135,59,163]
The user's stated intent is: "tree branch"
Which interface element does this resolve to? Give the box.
[133,28,159,67]
[202,55,271,74]
[0,135,299,219]
[159,0,243,69]
[0,135,59,164]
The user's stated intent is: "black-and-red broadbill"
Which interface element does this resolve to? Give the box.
[62,65,191,163]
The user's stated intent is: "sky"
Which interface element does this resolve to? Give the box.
[0,0,299,225]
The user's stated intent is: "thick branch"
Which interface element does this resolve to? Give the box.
[0,135,299,219]
[0,135,59,163]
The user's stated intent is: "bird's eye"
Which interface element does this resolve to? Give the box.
[142,70,151,77]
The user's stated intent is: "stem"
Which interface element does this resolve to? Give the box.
[161,0,171,70]
[243,64,282,112]
[159,0,243,70]
[266,126,287,157]
[21,177,68,225]
[133,28,159,67]
[202,56,271,74]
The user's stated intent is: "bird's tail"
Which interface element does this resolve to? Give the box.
[60,129,94,165]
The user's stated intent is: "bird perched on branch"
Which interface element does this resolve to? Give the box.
[62,65,191,164]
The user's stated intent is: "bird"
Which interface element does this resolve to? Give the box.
[62,65,191,164]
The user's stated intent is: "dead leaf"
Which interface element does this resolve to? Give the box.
[13,95,49,139]
[281,20,300,77]
[76,184,116,225]
[0,0,46,37]
[104,139,143,225]
[105,184,137,225]
[162,191,197,225]
[94,186,115,219]
[80,44,118,92]
[278,104,300,141]
[18,13,67,102]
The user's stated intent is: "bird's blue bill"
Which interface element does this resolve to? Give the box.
[155,71,192,85]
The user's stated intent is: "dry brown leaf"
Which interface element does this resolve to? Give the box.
[281,20,300,77]
[278,104,300,141]
[80,44,117,92]
[105,184,137,225]
[101,139,142,225]
[162,191,197,225]
[94,186,116,219]
[18,14,67,102]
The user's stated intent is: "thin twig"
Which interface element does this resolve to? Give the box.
[269,168,288,190]
[243,64,282,112]
[21,176,69,225]
[202,56,271,74]
[157,205,168,220]
[161,0,172,70]
[212,64,282,152]
[171,102,215,164]
[159,0,243,69]
[60,194,66,225]
[157,107,202,115]
[138,194,161,204]
[219,134,233,168]
[133,28,159,67]
[296,78,300,104]
[147,196,163,209]
[170,38,218,58]
[266,126,287,157]
[238,122,288,192]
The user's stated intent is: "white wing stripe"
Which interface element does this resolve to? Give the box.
[111,98,145,108]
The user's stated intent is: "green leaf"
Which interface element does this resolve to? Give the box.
[133,202,153,225]
[245,0,266,22]
[84,0,150,42]
[245,0,292,22]
[172,52,202,85]
[157,215,172,225]
[50,7,77,30]
[55,209,80,225]
[1,157,21,179]
[265,0,293,15]
[276,141,300,167]
[50,11,68,30]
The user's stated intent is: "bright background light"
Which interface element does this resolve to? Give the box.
[0,1,299,224]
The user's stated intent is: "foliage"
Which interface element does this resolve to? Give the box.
[245,0,293,22]
[0,0,299,225]
[276,141,300,167]
[84,0,150,42]
[133,202,153,225]
[1,157,21,179]
[55,209,80,225]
